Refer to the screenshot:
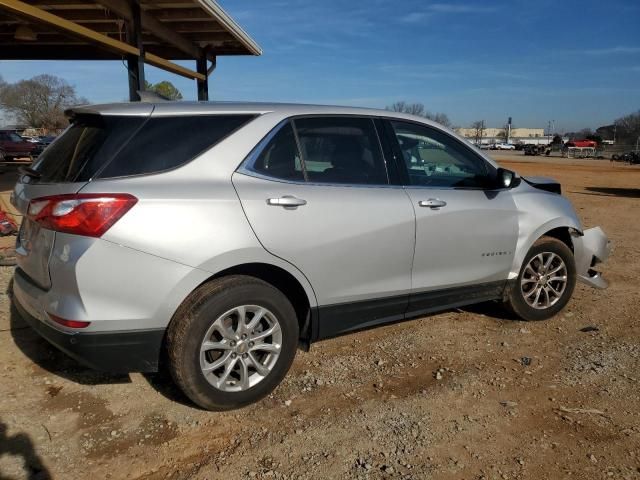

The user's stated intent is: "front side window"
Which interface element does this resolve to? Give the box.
[390,121,491,188]
[294,117,388,185]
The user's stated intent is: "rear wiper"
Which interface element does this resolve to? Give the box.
[18,166,41,179]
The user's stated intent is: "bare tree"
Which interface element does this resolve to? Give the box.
[614,110,640,144]
[0,74,87,130]
[386,101,452,127]
[387,101,425,116]
[470,120,486,145]
[432,112,451,128]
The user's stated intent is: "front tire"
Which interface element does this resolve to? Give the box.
[506,236,576,321]
[167,275,299,411]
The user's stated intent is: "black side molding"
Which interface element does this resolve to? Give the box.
[312,281,506,342]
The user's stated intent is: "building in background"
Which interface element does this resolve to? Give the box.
[456,127,548,145]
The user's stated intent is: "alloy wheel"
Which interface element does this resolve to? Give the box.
[520,252,568,310]
[199,305,282,392]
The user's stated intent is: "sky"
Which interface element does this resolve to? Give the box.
[0,0,639,131]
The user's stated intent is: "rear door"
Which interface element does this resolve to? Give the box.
[12,112,149,288]
[384,119,519,312]
[233,116,416,338]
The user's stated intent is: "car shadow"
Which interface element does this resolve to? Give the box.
[0,420,51,480]
[9,303,132,386]
[7,277,131,387]
[141,370,195,409]
[459,300,522,322]
[580,187,640,198]
[6,278,197,407]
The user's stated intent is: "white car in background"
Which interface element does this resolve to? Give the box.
[495,143,516,150]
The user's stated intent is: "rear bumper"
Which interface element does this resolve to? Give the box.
[13,287,164,373]
[573,226,611,289]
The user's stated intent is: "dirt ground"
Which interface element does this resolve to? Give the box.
[0,156,639,480]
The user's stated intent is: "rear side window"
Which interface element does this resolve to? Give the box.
[245,116,389,185]
[30,114,255,183]
[252,123,304,181]
[98,115,255,178]
[295,117,388,185]
[32,115,144,183]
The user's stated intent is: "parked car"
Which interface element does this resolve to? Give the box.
[12,102,610,411]
[523,144,547,156]
[494,143,516,150]
[479,143,491,150]
[30,135,57,157]
[612,152,640,164]
[0,130,37,160]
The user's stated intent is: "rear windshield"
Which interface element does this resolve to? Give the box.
[31,113,256,183]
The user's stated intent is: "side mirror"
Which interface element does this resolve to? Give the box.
[497,168,520,189]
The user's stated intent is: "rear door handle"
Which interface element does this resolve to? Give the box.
[418,198,447,209]
[267,195,307,208]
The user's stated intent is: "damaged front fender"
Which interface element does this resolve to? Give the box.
[572,227,611,289]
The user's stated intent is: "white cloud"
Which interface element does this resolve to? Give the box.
[400,3,496,22]
[581,46,640,55]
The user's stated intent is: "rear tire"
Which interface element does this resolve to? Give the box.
[506,236,576,321]
[167,275,299,411]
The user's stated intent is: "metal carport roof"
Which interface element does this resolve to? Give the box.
[0,0,262,100]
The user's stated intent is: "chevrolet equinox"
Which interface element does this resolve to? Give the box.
[12,102,610,410]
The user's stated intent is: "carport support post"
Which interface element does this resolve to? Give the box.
[126,0,145,101]
[196,55,209,101]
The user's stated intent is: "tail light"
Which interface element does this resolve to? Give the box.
[47,312,90,329]
[27,193,137,238]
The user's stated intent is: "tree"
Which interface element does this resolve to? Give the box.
[595,124,616,142]
[614,110,640,144]
[386,101,452,127]
[578,128,594,138]
[432,112,451,128]
[145,80,183,100]
[470,120,486,145]
[0,74,87,129]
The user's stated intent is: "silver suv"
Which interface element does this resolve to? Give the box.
[12,102,610,410]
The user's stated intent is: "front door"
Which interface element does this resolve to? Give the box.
[385,120,519,314]
[233,116,416,338]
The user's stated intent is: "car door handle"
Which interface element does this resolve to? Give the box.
[266,196,307,208]
[418,198,447,209]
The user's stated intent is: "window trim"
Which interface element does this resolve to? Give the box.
[382,118,499,191]
[238,114,394,188]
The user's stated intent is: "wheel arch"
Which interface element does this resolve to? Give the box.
[207,262,315,346]
[510,217,582,279]
[541,226,577,252]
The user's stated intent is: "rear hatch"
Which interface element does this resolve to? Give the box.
[12,107,152,288]
[12,105,257,289]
